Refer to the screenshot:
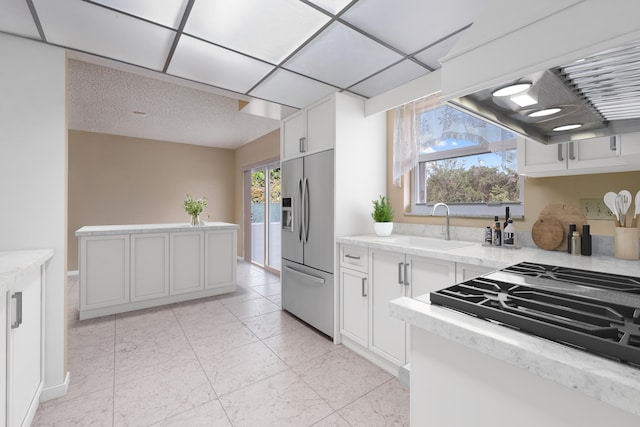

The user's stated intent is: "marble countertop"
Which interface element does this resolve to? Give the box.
[337,234,640,276]
[0,249,54,293]
[76,222,239,236]
[339,233,640,417]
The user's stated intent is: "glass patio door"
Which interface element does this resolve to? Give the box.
[250,162,281,271]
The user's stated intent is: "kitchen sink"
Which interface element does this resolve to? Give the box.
[375,235,474,251]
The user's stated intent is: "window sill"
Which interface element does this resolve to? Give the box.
[409,203,523,219]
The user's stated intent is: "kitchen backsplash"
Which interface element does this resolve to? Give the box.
[392,222,619,257]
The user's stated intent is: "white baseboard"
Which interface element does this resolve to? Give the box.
[40,371,70,402]
[67,270,79,276]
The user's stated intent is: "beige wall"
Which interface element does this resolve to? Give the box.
[68,130,235,270]
[385,111,640,236]
[233,129,280,258]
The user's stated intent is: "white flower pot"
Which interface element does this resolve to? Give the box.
[374,222,393,237]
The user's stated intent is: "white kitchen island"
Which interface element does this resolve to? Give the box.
[76,222,238,320]
[391,295,640,427]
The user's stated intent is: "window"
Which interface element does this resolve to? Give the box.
[409,102,523,217]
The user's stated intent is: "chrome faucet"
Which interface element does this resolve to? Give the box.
[431,202,450,240]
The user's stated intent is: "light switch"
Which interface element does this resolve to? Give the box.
[580,198,614,220]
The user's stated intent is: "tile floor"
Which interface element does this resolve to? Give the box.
[33,261,409,426]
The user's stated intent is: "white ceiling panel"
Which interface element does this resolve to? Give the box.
[168,35,275,94]
[0,0,40,39]
[349,60,428,98]
[284,22,402,88]
[413,30,466,69]
[250,69,337,108]
[341,0,486,54]
[307,0,354,15]
[185,0,330,64]
[91,0,189,29]
[33,0,175,70]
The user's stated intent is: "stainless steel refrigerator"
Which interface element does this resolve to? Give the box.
[281,149,334,337]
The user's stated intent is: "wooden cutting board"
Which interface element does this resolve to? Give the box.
[537,203,588,252]
[531,216,564,250]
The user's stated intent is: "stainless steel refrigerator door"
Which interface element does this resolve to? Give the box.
[281,157,303,264]
[281,259,334,337]
[302,149,334,273]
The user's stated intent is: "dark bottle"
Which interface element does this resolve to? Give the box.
[581,224,592,256]
[493,216,502,246]
[503,206,510,230]
[567,224,576,254]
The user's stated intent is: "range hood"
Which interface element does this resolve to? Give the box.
[440,0,640,144]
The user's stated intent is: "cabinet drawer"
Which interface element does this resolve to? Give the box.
[340,245,368,272]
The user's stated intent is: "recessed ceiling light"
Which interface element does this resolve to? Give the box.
[492,83,532,97]
[133,111,148,116]
[553,124,582,131]
[510,93,537,107]
[528,108,562,118]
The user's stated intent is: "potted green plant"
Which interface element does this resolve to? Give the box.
[371,195,394,236]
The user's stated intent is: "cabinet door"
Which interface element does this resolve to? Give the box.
[456,263,495,282]
[517,138,567,176]
[170,232,204,295]
[80,234,130,310]
[205,230,237,290]
[340,268,368,347]
[1,290,6,425]
[9,267,43,427]
[569,137,624,170]
[131,233,169,302]
[305,96,334,155]
[369,250,406,366]
[281,110,304,161]
[407,256,456,299]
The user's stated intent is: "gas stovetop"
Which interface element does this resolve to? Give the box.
[430,262,640,367]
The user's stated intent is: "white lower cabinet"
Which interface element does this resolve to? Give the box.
[339,244,496,374]
[1,289,7,425]
[340,267,369,348]
[170,232,205,295]
[5,266,45,427]
[205,230,236,290]
[131,233,169,302]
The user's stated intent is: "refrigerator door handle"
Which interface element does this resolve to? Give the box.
[285,265,325,284]
[303,177,310,244]
[297,178,303,242]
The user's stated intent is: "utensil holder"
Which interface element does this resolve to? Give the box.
[614,227,639,260]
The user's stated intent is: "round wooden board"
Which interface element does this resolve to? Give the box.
[531,216,564,250]
[538,203,588,251]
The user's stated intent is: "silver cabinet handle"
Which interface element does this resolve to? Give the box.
[610,135,618,151]
[404,263,410,286]
[285,266,325,284]
[398,262,404,284]
[557,144,564,162]
[299,137,306,153]
[362,278,367,297]
[11,291,23,329]
[569,142,576,160]
[345,254,361,260]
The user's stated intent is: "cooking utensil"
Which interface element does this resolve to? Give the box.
[619,190,632,223]
[633,190,640,227]
[604,192,620,226]
[616,195,626,227]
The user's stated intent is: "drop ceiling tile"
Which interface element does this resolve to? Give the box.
[33,0,175,70]
[413,31,466,69]
[284,22,402,89]
[307,0,353,15]
[185,0,330,64]
[341,0,487,54]
[250,68,336,108]
[91,0,189,29]
[0,0,40,39]
[349,60,429,98]
[168,35,275,94]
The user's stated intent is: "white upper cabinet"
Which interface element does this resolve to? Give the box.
[281,95,335,161]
